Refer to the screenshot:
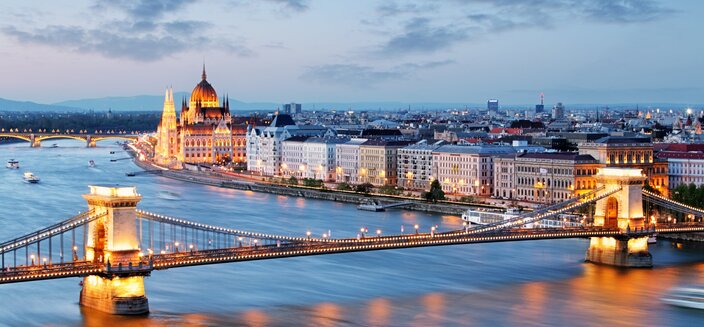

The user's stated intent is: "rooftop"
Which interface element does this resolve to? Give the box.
[434,145,516,155]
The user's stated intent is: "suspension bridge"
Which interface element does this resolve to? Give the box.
[1,167,704,315]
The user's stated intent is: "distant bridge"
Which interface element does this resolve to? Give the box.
[0,132,138,147]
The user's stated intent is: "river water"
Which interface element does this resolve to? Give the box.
[1,140,704,327]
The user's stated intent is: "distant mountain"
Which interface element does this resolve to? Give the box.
[54,93,280,111]
[0,97,80,112]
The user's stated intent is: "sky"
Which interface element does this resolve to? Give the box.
[0,0,702,105]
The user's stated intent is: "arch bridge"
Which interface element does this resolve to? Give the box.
[0,132,138,147]
[1,168,703,315]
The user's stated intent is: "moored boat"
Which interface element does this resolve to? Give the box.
[23,172,40,183]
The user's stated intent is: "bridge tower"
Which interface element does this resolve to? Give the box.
[79,185,149,315]
[585,168,652,267]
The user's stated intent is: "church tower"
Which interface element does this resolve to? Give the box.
[157,87,179,164]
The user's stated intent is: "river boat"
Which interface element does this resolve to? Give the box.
[50,144,58,148]
[648,234,658,244]
[89,160,96,168]
[23,172,40,183]
[6,159,19,169]
[462,208,582,228]
[462,208,520,225]
[662,286,704,309]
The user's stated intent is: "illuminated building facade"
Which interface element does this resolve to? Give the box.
[156,65,245,166]
[579,136,668,196]
[432,145,515,196]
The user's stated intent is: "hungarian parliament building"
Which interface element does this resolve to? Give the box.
[155,66,247,167]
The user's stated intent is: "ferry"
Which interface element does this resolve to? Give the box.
[89,160,96,168]
[648,234,658,244]
[461,208,583,228]
[23,172,40,183]
[6,159,19,169]
[662,286,704,309]
[462,208,520,225]
[50,143,58,148]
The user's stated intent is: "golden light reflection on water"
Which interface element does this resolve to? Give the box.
[366,298,392,326]
[412,292,445,327]
[509,281,548,326]
[310,302,343,327]
[241,309,270,327]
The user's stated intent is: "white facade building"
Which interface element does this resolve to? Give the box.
[335,138,367,184]
[432,145,515,197]
[397,142,443,190]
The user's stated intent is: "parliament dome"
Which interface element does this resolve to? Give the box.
[189,65,219,108]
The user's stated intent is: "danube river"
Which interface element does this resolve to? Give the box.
[1,140,704,326]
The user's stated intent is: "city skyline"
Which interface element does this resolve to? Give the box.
[1,0,703,105]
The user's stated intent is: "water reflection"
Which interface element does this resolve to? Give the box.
[2,140,704,326]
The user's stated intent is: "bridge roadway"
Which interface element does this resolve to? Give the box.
[5,223,704,285]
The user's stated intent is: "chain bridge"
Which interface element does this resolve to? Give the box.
[2,168,704,315]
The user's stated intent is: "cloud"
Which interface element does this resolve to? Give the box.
[377,2,438,17]
[373,0,674,56]
[263,0,309,12]
[2,24,206,61]
[579,0,674,23]
[301,60,454,87]
[93,0,196,20]
[1,0,252,61]
[379,18,470,55]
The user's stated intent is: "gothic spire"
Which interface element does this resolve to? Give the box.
[202,62,207,81]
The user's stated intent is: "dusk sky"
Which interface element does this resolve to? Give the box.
[1,0,702,105]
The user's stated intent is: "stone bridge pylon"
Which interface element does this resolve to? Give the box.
[80,185,149,315]
[585,168,652,267]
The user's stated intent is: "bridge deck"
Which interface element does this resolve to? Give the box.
[6,223,704,284]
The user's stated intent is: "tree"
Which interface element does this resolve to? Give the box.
[378,184,403,195]
[287,176,298,185]
[423,180,445,203]
[643,183,661,195]
[355,182,374,194]
[336,182,352,191]
[302,178,323,187]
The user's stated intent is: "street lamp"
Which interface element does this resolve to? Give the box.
[306,231,311,239]
[30,254,35,266]
[414,224,419,234]
[431,226,436,237]
[376,229,382,237]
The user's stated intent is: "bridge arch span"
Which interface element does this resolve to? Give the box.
[0,133,32,143]
[90,136,137,143]
[37,135,87,143]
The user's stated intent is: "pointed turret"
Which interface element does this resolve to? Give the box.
[202,63,207,81]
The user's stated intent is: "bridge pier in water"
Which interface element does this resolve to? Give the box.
[585,168,652,268]
[79,185,149,315]
[29,134,41,148]
[86,135,96,148]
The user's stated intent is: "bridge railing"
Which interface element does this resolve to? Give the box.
[136,210,316,243]
[466,186,621,234]
[642,190,704,216]
[0,210,103,254]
